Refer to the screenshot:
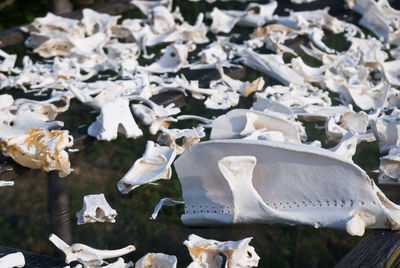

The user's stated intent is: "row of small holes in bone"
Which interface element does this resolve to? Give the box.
[184,200,379,214]
[266,199,377,209]
[184,205,231,214]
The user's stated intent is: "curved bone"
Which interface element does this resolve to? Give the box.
[117,141,176,194]
[157,126,205,154]
[150,198,184,220]
[76,194,117,225]
[174,139,400,235]
[103,257,133,268]
[328,131,359,160]
[210,109,301,143]
[241,51,304,86]
[0,95,64,140]
[210,7,240,33]
[0,252,25,268]
[135,253,177,268]
[371,117,400,153]
[379,146,400,184]
[139,44,188,73]
[184,234,259,268]
[152,6,175,34]
[49,234,135,266]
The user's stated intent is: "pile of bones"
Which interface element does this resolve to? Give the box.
[1,0,400,267]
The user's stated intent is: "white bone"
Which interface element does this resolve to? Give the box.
[102,257,133,268]
[0,49,17,73]
[371,116,400,153]
[340,110,369,133]
[0,252,25,268]
[0,95,64,140]
[152,6,175,34]
[241,50,304,86]
[157,126,205,154]
[252,93,295,120]
[184,234,259,268]
[210,109,301,143]
[0,181,14,187]
[379,146,400,184]
[117,141,176,194]
[76,194,117,225]
[174,139,400,235]
[308,28,335,54]
[88,98,143,141]
[81,8,120,36]
[328,131,359,160]
[135,253,177,268]
[291,57,325,83]
[382,60,400,86]
[210,7,240,34]
[150,198,184,220]
[139,44,188,73]
[49,234,135,266]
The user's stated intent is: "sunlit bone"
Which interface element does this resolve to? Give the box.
[139,43,188,73]
[175,140,400,236]
[252,93,295,120]
[0,252,25,268]
[328,131,359,161]
[1,128,73,177]
[345,0,400,45]
[177,13,209,44]
[152,5,175,34]
[0,49,17,73]
[371,116,400,153]
[81,8,120,36]
[0,95,64,140]
[88,98,143,141]
[117,141,176,194]
[76,194,117,225]
[382,60,400,87]
[157,126,205,155]
[184,234,259,268]
[135,253,177,268]
[150,198,184,220]
[210,7,240,33]
[102,257,133,268]
[49,233,135,267]
[210,109,301,143]
[131,0,172,17]
[379,146,400,184]
[241,50,304,86]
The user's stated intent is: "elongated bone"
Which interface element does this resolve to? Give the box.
[49,234,135,266]
[0,181,14,187]
[117,141,176,194]
[150,198,184,220]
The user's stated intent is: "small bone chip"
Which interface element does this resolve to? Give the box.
[135,253,177,268]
